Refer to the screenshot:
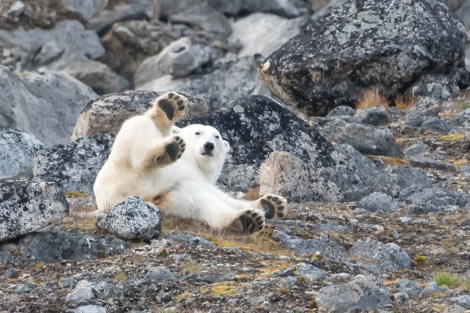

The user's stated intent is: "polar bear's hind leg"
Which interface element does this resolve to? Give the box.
[257,195,288,220]
[228,209,265,234]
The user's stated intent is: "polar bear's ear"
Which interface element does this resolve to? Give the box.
[171,126,181,134]
[223,140,230,153]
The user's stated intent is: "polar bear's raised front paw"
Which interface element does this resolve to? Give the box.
[258,194,288,220]
[156,135,186,165]
[156,92,188,122]
[229,209,265,234]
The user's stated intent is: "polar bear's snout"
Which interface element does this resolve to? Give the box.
[202,142,215,156]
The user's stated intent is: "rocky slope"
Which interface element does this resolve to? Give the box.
[1,0,470,312]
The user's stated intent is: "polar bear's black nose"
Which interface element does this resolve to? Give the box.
[204,142,214,152]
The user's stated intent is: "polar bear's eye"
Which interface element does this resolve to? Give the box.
[215,135,220,139]
[195,132,200,135]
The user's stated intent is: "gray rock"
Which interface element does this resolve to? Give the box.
[144,266,178,282]
[0,180,69,242]
[419,116,451,134]
[139,55,268,112]
[460,164,470,176]
[66,280,96,307]
[1,267,19,280]
[33,133,115,194]
[258,0,467,115]
[89,0,154,36]
[350,237,412,273]
[372,166,433,198]
[69,305,107,313]
[356,192,394,213]
[406,155,457,172]
[316,275,392,312]
[401,187,470,214]
[96,196,164,241]
[419,282,447,298]
[12,231,128,264]
[259,151,319,202]
[353,105,390,126]
[7,1,25,18]
[404,97,442,127]
[0,20,105,66]
[0,66,97,146]
[403,143,430,156]
[327,105,355,117]
[327,122,401,157]
[61,0,97,20]
[134,36,212,87]
[394,279,423,299]
[169,3,232,37]
[228,13,304,58]
[452,295,470,309]
[209,0,300,17]
[296,262,329,281]
[165,232,214,248]
[450,108,470,128]
[407,74,459,101]
[0,128,43,180]
[71,90,208,140]
[51,59,130,95]
[274,230,345,261]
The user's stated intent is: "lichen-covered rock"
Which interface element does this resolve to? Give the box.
[10,231,128,264]
[349,237,412,273]
[0,128,43,180]
[182,96,391,201]
[258,0,467,115]
[96,196,163,241]
[71,90,207,140]
[33,134,115,194]
[353,105,390,126]
[0,66,97,146]
[315,275,392,312]
[0,180,69,241]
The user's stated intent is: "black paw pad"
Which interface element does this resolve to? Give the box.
[158,99,175,120]
[165,142,179,161]
[168,92,174,99]
[260,198,275,219]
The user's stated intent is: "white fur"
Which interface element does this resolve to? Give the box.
[94,116,266,231]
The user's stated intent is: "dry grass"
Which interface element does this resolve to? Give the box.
[356,87,389,110]
[394,94,416,110]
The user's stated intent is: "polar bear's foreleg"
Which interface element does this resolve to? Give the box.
[140,135,186,170]
[145,92,188,134]
[219,193,289,220]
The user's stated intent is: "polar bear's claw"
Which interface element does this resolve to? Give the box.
[157,92,188,122]
[259,194,288,220]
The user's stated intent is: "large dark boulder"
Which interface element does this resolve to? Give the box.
[258,0,468,116]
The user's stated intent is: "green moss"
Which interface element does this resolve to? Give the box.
[434,272,459,287]
[63,191,89,198]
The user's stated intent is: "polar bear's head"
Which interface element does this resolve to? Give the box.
[174,124,230,182]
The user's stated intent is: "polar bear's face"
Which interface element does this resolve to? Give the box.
[174,124,230,179]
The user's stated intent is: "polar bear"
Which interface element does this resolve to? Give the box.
[93,92,288,234]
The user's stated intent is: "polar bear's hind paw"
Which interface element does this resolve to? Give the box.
[259,195,288,220]
[238,209,265,234]
[157,92,187,121]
